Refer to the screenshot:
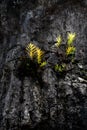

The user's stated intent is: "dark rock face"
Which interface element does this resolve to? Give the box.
[82,0,87,6]
[0,0,87,130]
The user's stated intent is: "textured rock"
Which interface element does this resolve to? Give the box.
[0,0,87,130]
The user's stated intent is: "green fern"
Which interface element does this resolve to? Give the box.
[26,43,44,65]
[40,61,47,67]
[67,33,76,46]
[55,64,66,72]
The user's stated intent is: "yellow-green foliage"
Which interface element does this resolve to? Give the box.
[66,46,76,56]
[40,61,47,67]
[26,43,36,59]
[36,48,44,64]
[54,32,76,72]
[67,33,76,46]
[66,33,76,56]
[26,43,45,65]
[25,32,76,73]
[55,64,66,72]
[55,35,62,47]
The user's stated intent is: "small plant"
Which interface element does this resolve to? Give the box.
[26,43,46,67]
[20,32,76,77]
[53,32,76,73]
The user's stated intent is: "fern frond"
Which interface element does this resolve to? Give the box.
[55,63,66,72]
[26,43,37,59]
[26,43,44,64]
[37,48,44,64]
[40,61,47,67]
[67,33,76,45]
[66,46,76,56]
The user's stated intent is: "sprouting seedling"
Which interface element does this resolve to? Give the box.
[67,33,76,46]
[55,35,62,47]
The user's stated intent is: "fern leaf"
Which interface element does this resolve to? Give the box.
[37,48,44,64]
[67,33,76,45]
[40,61,47,67]
[26,43,37,59]
[66,46,76,55]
